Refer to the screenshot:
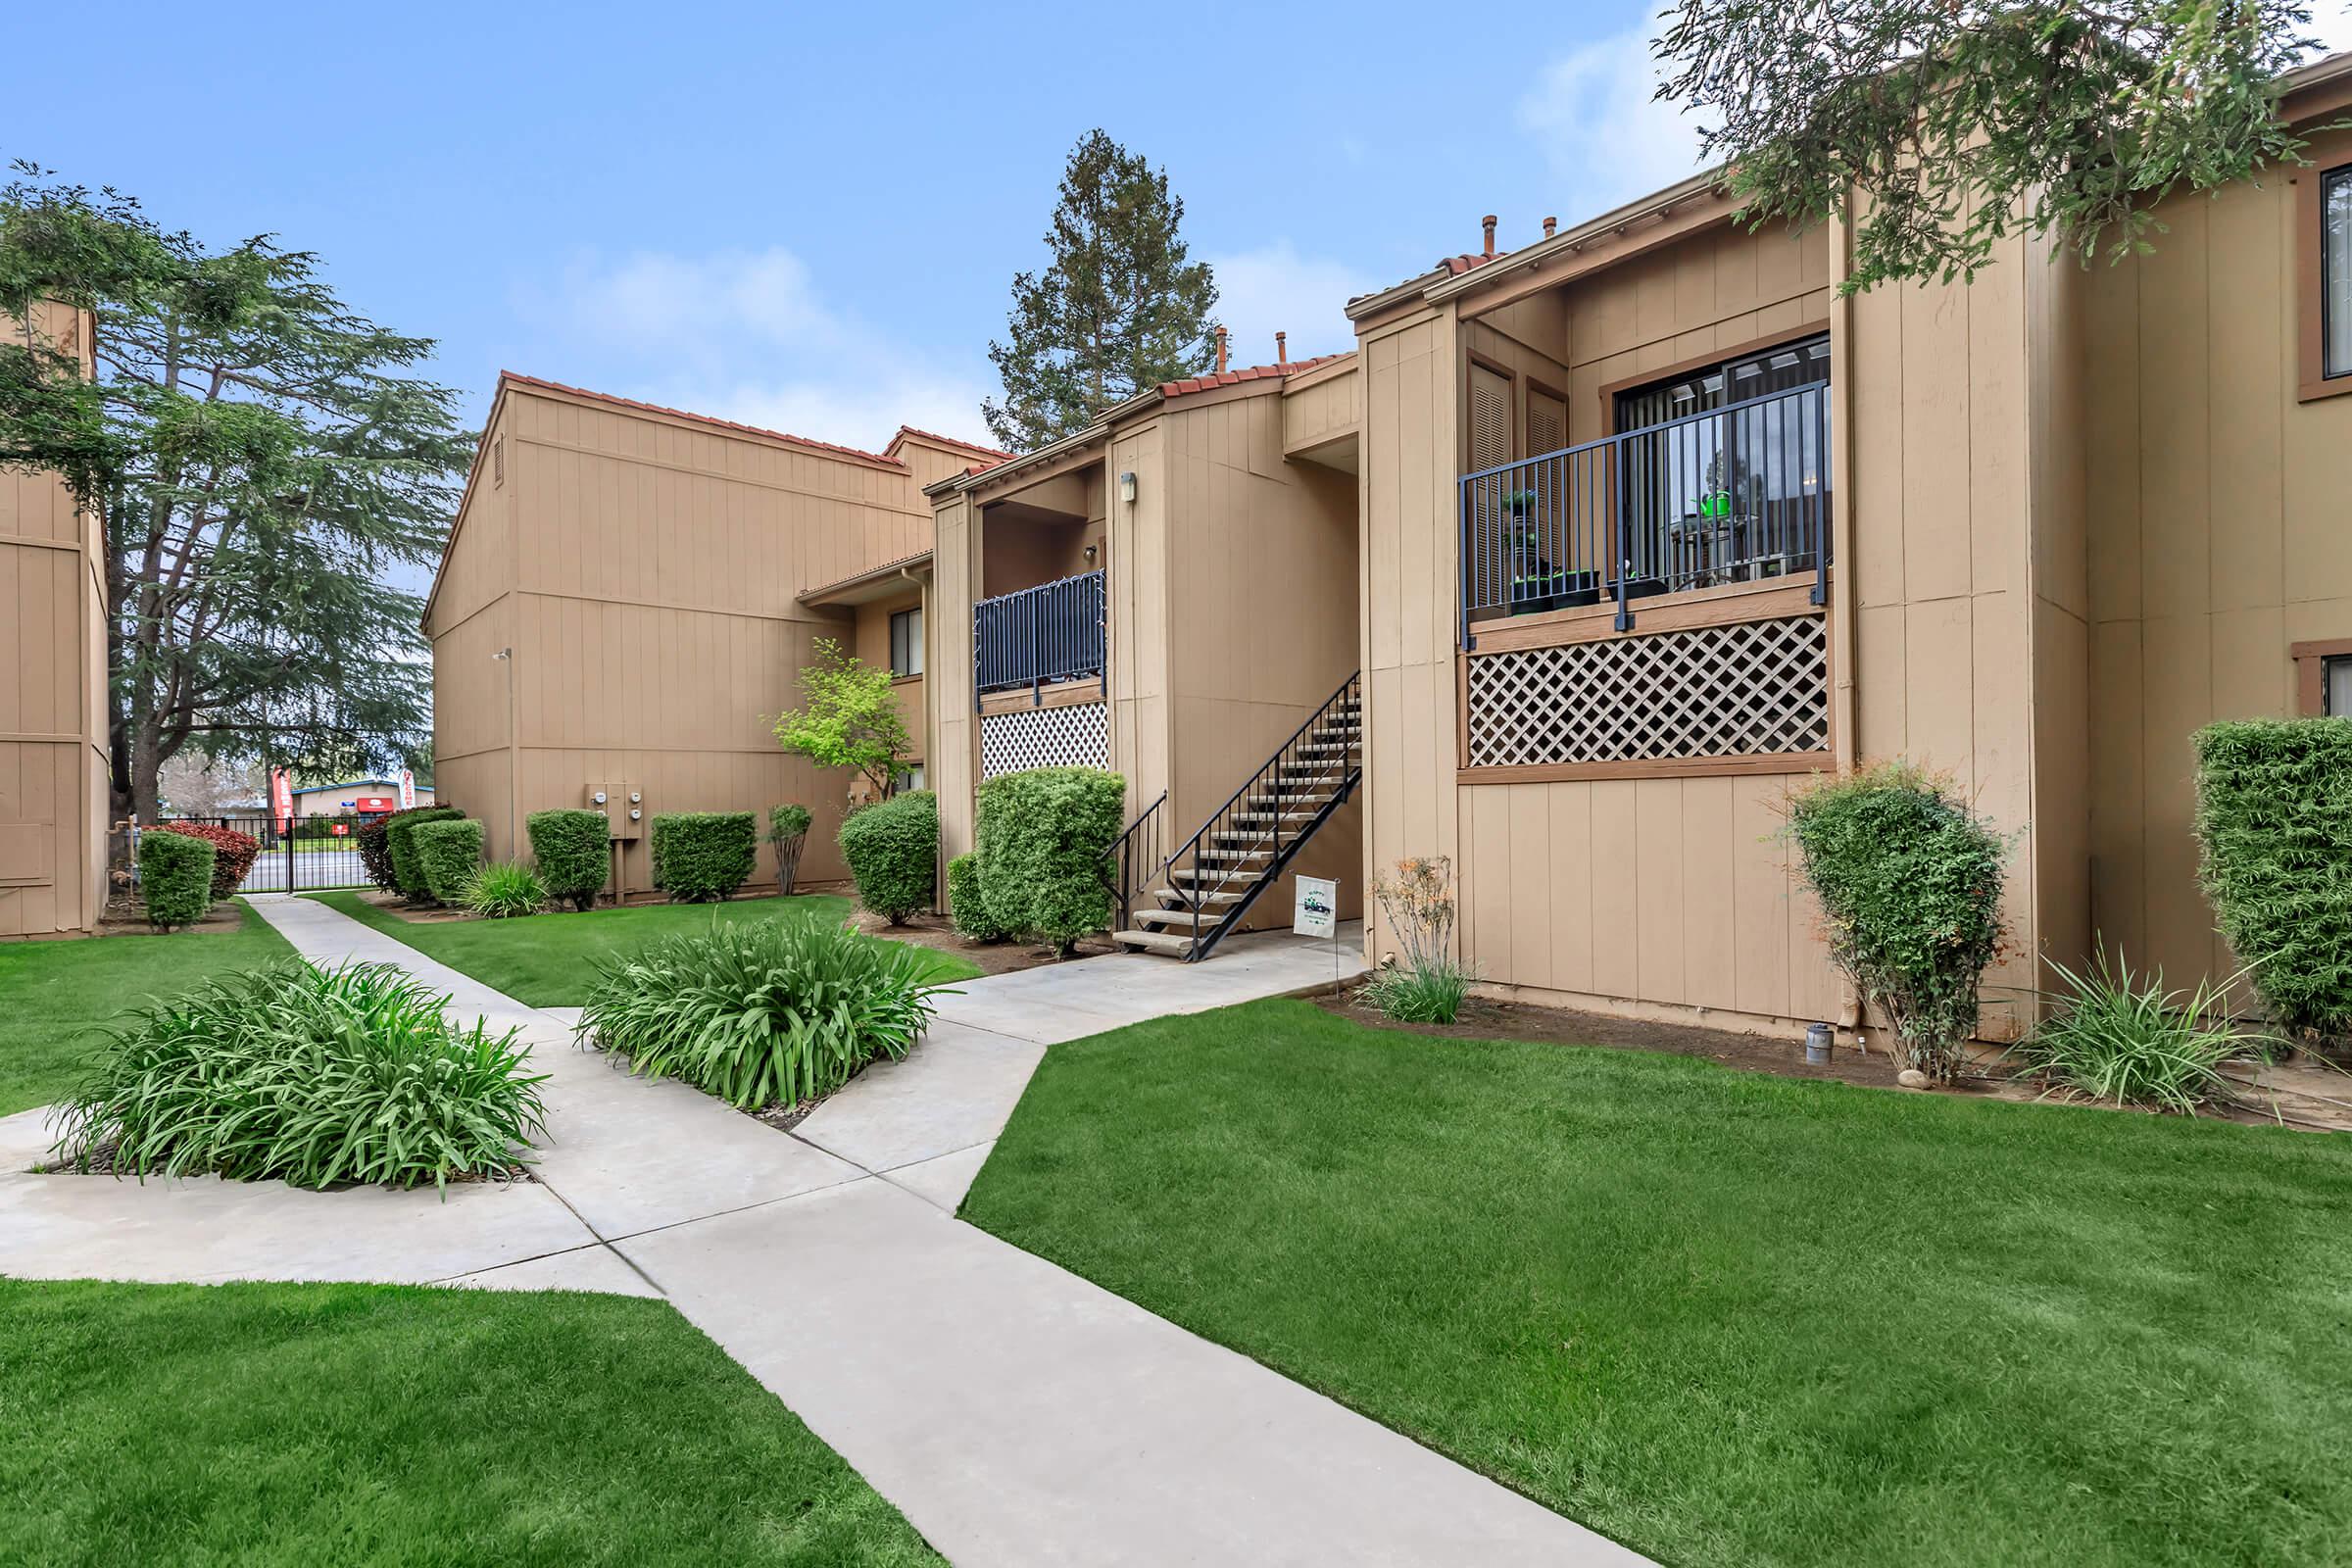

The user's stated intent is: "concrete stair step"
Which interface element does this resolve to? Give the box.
[1111,929,1196,957]
[1152,886,1243,905]
[1133,906,1216,928]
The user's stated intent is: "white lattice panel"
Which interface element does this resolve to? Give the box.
[1467,614,1829,766]
[981,701,1110,778]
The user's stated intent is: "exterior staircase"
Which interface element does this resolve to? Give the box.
[1110,672,1361,961]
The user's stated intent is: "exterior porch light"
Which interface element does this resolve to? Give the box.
[1118,470,1138,505]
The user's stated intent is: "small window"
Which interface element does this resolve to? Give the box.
[2327,166,2352,381]
[2328,656,2352,717]
[894,763,926,794]
[889,608,923,678]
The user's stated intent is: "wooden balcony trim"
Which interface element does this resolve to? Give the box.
[978,677,1104,716]
[1467,575,1821,655]
[1456,751,1828,786]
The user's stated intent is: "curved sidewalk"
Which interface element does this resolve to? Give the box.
[2,897,1647,1567]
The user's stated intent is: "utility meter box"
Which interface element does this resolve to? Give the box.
[613,781,644,840]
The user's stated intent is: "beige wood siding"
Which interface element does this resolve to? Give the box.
[1,302,106,937]
[2083,129,2352,991]
[1281,358,1362,459]
[1105,422,1171,837]
[931,491,979,873]
[852,589,927,779]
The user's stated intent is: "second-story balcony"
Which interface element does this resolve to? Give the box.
[1458,378,1832,644]
[974,567,1106,704]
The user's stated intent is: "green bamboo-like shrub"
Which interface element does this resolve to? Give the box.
[137,829,217,930]
[947,853,1011,942]
[2193,718,2352,1044]
[384,806,465,902]
[974,767,1126,954]
[527,808,610,911]
[50,961,546,1190]
[1785,762,2008,1082]
[2009,952,2271,1113]
[651,811,758,904]
[839,791,936,925]
[577,918,954,1108]
[464,860,547,919]
[412,818,485,907]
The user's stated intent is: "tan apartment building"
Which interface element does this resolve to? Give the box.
[1,302,108,938]
[1347,54,2352,1041]
[424,372,1002,898]
[925,336,1366,956]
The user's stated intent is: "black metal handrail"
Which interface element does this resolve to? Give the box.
[1101,789,1168,931]
[1150,670,1361,962]
[1457,380,1831,647]
[974,568,1106,705]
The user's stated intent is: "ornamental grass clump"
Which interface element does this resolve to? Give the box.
[578,918,955,1109]
[1363,856,1472,1024]
[50,961,546,1191]
[463,860,547,919]
[1785,762,2008,1083]
[2193,719,2352,1047]
[2008,952,2270,1115]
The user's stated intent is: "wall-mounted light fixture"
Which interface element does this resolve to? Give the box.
[1117,470,1137,505]
[1083,543,1100,565]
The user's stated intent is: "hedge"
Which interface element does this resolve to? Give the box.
[651,811,758,904]
[156,821,260,903]
[527,808,610,912]
[384,806,465,902]
[2194,718,2352,1041]
[138,828,216,930]
[974,767,1126,954]
[839,791,935,925]
[948,853,1011,942]
[412,818,486,907]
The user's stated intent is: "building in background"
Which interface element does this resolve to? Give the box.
[288,778,434,820]
[0,302,107,938]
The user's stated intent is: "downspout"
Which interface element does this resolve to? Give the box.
[1828,212,1863,1033]
[902,563,937,910]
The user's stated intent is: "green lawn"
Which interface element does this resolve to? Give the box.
[309,891,981,1005]
[0,901,296,1116]
[963,1000,2352,1568]
[0,1278,938,1565]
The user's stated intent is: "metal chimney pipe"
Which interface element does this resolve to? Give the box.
[1543,216,1558,239]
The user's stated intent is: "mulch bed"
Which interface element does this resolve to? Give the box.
[844,908,1113,977]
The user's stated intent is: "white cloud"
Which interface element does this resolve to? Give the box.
[513,246,994,453]
[1202,241,1379,366]
[1516,27,1711,221]
[2318,1,2352,56]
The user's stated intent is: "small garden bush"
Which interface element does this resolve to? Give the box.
[1786,761,2008,1082]
[974,768,1125,953]
[412,817,485,907]
[526,808,610,911]
[51,960,546,1190]
[947,853,1012,942]
[770,803,813,896]
[137,829,217,930]
[464,860,547,919]
[1365,856,1471,1023]
[578,918,954,1108]
[2009,952,2269,1114]
[839,790,936,925]
[2194,718,2352,1044]
[651,811,758,904]
[155,821,261,903]
[384,806,465,902]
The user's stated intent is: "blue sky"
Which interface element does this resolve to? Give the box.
[20,1,2352,455]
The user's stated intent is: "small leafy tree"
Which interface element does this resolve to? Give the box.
[983,129,1220,452]
[1653,0,2336,292]
[772,639,913,803]
[1785,762,2009,1081]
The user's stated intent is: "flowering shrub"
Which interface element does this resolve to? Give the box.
[155,821,261,903]
[1364,857,1471,1023]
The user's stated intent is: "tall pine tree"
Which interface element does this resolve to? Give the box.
[983,130,1219,452]
[0,165,469,822]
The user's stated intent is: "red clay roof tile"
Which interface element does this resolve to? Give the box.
[1155,352,1349,401]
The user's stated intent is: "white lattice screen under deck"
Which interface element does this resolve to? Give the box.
[981,701,1110,778]
[1466,614,1829,767]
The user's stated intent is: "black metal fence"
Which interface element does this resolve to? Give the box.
[135,811,380,894]
[974,568,1107,703]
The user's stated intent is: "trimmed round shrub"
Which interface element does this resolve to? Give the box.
[1785,761,2008,1082]
[527,808,610,912]
[155,821,261,902]
[412,817,485,907]
[948,852,1012,942]
[137,828,216,930]
[384,805,465,902]
[770,803,813,897]
[578,918,955,1108]
[51,960,546,1189]
[2194,718,2352,1043]
[975,767,1126,954]
[464,860,547,919]
[839,790,936,925]
[651,811,758,904]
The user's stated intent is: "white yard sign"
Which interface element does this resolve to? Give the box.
[1294,875,1338,940]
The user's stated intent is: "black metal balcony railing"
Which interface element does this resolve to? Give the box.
[974,568,1106,704]
[1458,381,1832,645]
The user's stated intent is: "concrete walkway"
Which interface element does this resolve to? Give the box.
[1,898,1644,1567]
